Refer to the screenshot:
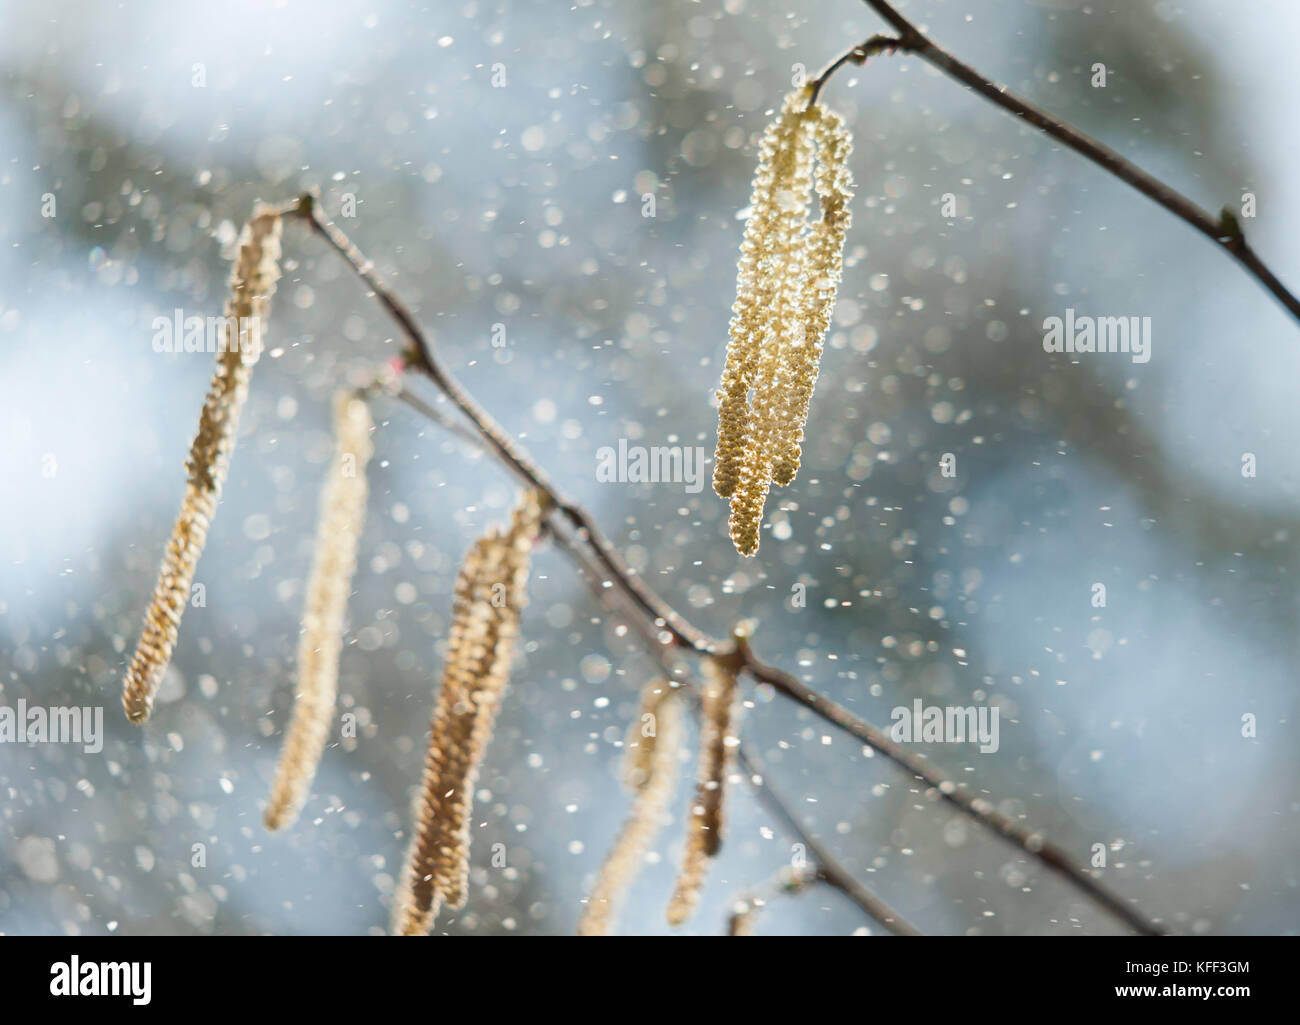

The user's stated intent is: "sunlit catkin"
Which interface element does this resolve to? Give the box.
[770,104,854,488]
[121,204,282,724]
[577,679,683,936]
[713,88,855,556]
[392,490,544,936]
[666,657,741,926]
[264,392,373,832]
[714,89,813,506]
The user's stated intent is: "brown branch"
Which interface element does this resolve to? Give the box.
[283,195,1162,936]
[816,1,1300,323]
[738,746,922,936]
[735,639,1159,936]
[299,192,706,651]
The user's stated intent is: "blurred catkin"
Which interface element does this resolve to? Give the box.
[392,490,545,936]
[728,899,762,936]
[666,657,741,926]
[577,679,683,936]
[713,88,854,556]
[264,392,373,832]
[727,865,818,936]
[121,204,282,724]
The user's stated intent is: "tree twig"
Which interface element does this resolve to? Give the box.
[283,195,1162,936]
[813,0,1300,322]
[734,639,1158,935]
[808,33,902,105]
[738,746,922,936]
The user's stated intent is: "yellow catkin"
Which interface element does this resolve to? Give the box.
[771,105,854,487]
[264,392,374,832]
[714,89,813,504]
[577,679,683,936]
[666,657,741,926]
[713,88,855,556]
[733,96,817,558]
[121,204,282,724]
[392,491,544,936]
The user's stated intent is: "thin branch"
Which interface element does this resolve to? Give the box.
[283,195,1162,936]
[818,1,1300,323]
[298,193,706,651]
[735,640,1159,936]
[392,383,689,661]
[393,386,500,453]
[738,746,922,936]
[808,33,902,106]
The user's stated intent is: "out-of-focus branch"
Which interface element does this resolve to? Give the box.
[737,746,922,936]
[808,1,1300,322]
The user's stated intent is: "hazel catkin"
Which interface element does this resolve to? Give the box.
[392,490,545,935]
[713,88,855,556]
[121,204,282,724]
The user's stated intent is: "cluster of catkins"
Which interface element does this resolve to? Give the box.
[392,490,545,935]
[124,76,859,935]
[119,203,554,936]
[713,86,855,556]
[120,206,386,840]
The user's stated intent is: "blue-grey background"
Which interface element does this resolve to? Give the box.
[1,0,1297,935]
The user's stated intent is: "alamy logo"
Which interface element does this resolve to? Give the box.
[595,440,707,494]
[0,701,103,754]
[1043,307,1151,364]
[151,308,265,355]
[50,957,151,1005]
[889,700,1000,753]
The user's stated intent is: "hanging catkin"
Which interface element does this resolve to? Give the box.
[122,204,282,724]
[666,656,741,926]
[713,87,855,556]
[713,90,813,505]
[264,392,374,832]
[392,490,545,936]
[577,679,683,936]
[771,104,854,488]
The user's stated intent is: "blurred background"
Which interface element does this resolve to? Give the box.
[1,0,1298,936]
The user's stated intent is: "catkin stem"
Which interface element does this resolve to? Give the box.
[666,657,741,926]
[392,490,545,935]
[264,392,373,832]
[122,204,282,724]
